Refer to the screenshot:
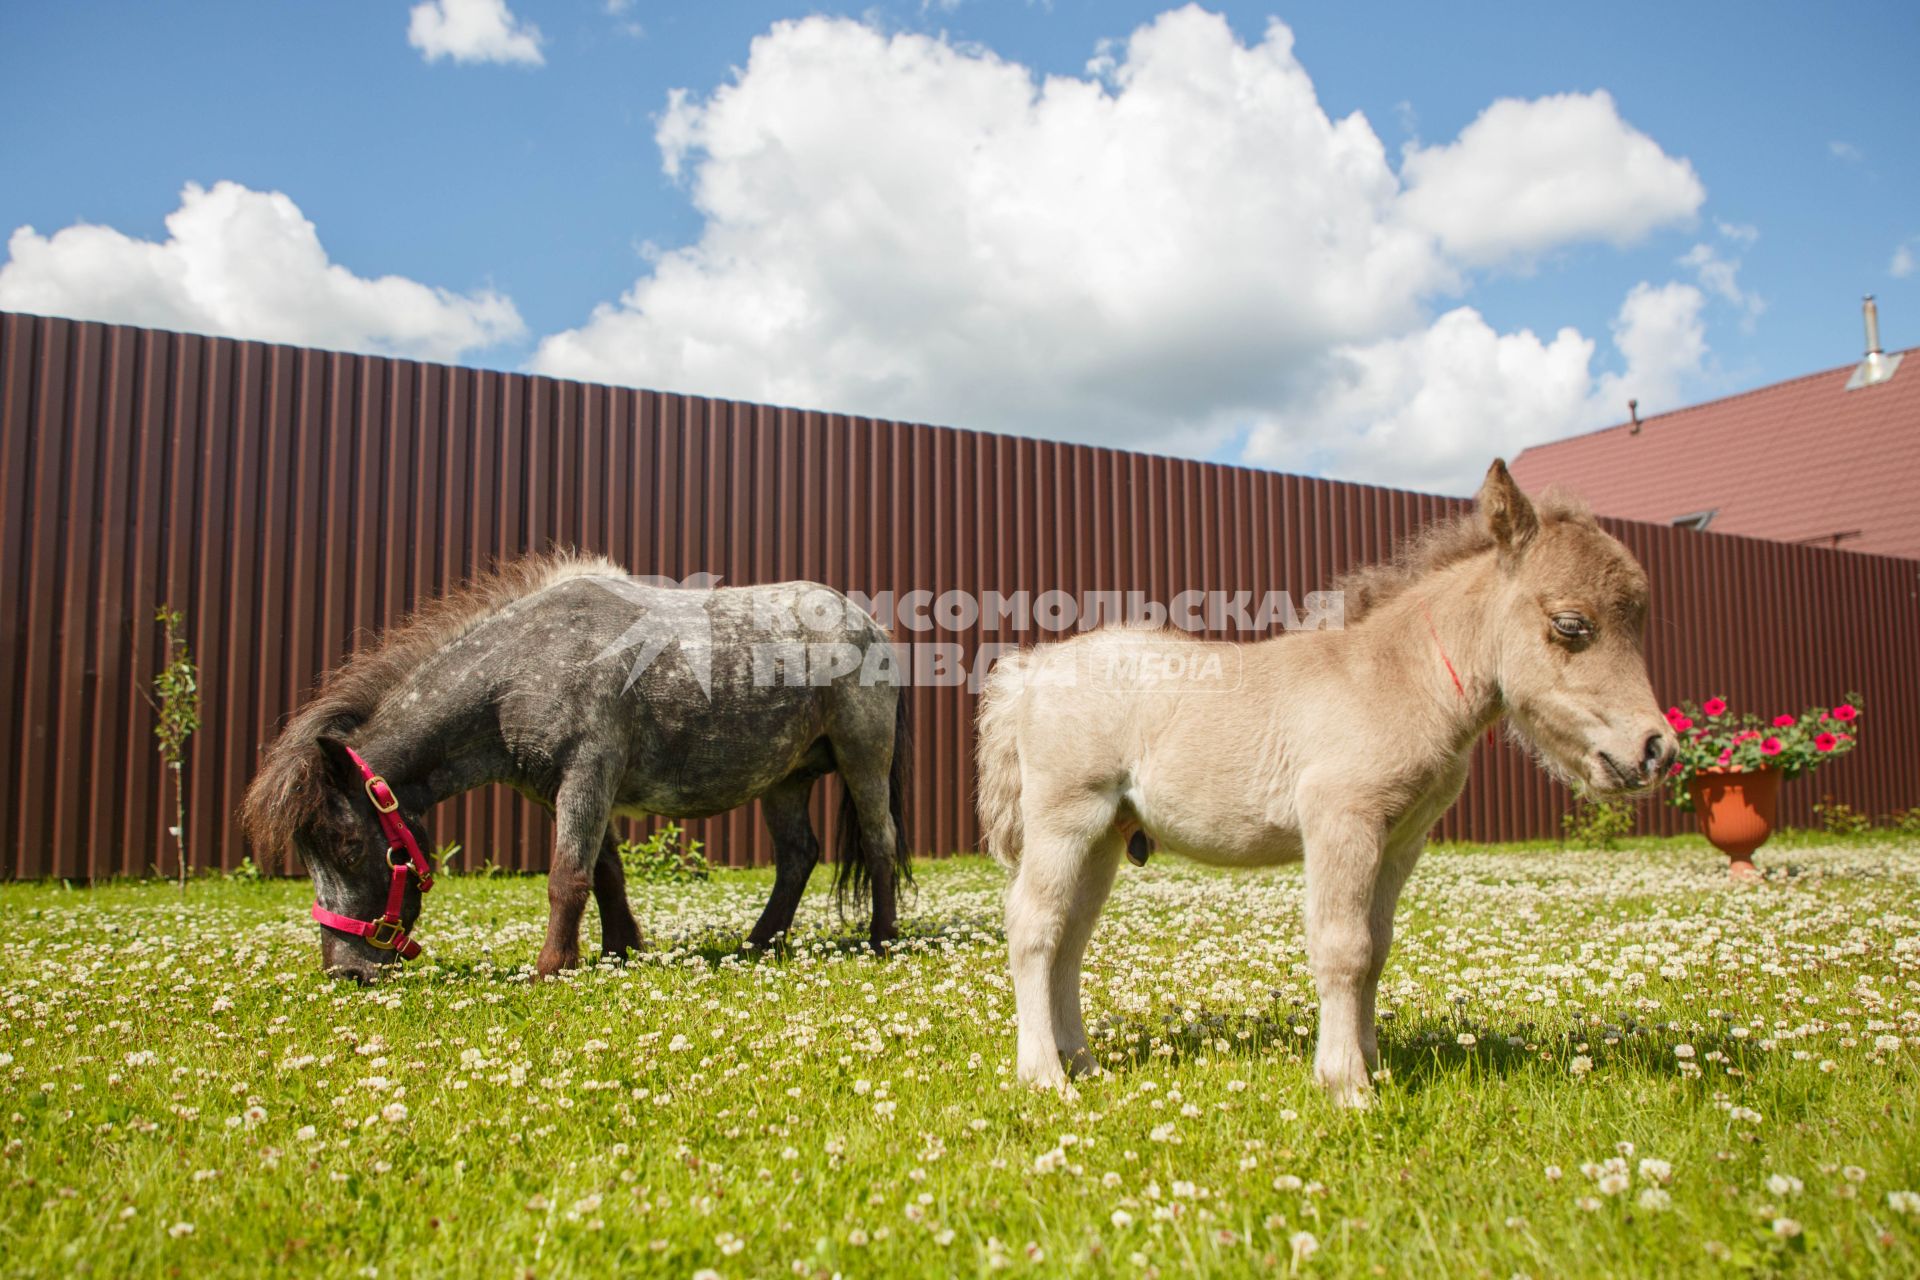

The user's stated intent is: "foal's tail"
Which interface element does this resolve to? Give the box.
[975,651,1028,870]
[834,687,914,907]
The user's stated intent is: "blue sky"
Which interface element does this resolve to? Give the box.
[2,1,1915,493]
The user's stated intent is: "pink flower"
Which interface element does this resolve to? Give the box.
[1703,697,1728,717]
[1772,715,1794,728]
[1672,715,1695,732]
[1815,733,1838,752]
[1718,749,1733,766]
[1668,761,1684,776]
[1831,704,1859,722]
[1760,737,1783,756]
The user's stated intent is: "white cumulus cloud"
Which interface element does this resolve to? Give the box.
[1243,280,1707,494]
[408,0,544,67]
[533,8,1709,477]
[1397,91,1705,266]
[0,181,524,361]
[537,9,1449,453]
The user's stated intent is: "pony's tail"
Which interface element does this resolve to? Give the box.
[975,651,1028,871]
[835,687,914,908]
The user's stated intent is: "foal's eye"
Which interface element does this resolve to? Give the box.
[1551,613,1594,641]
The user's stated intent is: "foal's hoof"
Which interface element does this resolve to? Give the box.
[1329,1084,1374,1111]
[1317,1075,1374,1110]
[1063,1047,1102,1080]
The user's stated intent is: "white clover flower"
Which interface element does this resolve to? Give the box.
[1289,1231,1318,1264]
[1771,1217,1802,1238]
[1887,1190,1920,1216]
[1111,1209,1133,1228]
[168,1222,195,1239]
[1637,1159,1673,1186]
[1637,1187,1671,1212]
[1766,1173,1803,1198]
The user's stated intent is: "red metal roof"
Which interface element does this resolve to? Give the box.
[1510,348,1920,559]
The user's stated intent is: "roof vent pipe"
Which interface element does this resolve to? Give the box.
[1847,294,1902,390]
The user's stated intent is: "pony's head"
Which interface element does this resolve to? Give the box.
[1473,459,1677,798]
[241,733,430,981]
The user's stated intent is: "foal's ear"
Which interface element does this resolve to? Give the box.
[1476,458,1539,555]
[314,736,363,797]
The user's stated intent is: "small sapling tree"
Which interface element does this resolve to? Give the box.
[150,606,200,891]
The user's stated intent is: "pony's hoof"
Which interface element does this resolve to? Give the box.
[534,952,580,981]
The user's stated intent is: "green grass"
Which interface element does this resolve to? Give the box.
[4,840,1919,1278]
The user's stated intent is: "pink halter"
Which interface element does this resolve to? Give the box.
[309,744,433,960]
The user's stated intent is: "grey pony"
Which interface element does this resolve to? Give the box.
[241,553,911,979]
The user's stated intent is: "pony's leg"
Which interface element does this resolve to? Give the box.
[1302,808,1384,1108]
[746,776,819,950]
[841,760,899,951]
[1359,836,1422,1069]
[537,764,617,979]
[1049,832,1123,1078]
[592,831,643,959]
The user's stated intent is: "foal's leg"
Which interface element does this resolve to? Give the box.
[1303,807,1384,1108]
[1049,832,1123,1078]
[592,831,643,959]
[1008,799,1118,1093]
[1359,836,1422,1069]
[746,775,820,950]
[537,764,618,979]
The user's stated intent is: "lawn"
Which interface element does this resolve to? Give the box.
[3,838,1918,1278]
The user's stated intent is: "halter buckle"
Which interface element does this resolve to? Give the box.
[365,776,400,813]
[364,918,406,951]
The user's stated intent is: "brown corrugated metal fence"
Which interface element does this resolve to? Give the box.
[3,311,1917,879]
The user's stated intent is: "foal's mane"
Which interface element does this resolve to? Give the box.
[1334,492,1593,624]
[240,549,620,864]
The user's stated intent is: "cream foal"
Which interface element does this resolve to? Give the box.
[976,460,1677,1106]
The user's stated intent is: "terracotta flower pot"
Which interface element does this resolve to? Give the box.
[1688,767,1781,880]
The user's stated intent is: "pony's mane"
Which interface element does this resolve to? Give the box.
[240,550,620,864]
[1334,492,1593,624]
